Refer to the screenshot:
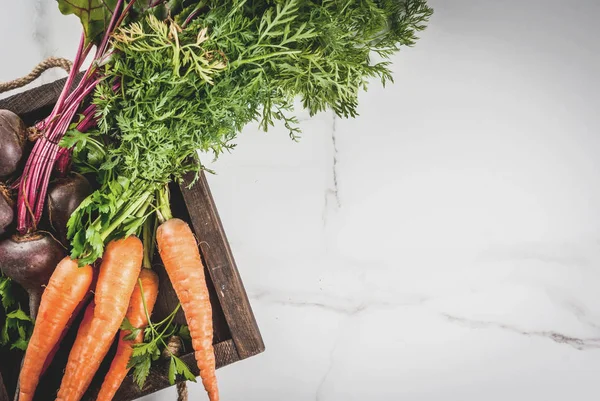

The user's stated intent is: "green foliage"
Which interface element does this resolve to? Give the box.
[66,175,155,266]
[0,275,33,350]
[61,128,108,176]
[56,0,119,44]
[95,0,433,183]
[66,0,432,262]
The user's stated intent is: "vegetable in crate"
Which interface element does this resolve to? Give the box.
[157,214,218,400]
[0,0,130,386]
[0,1,121,360]
[46,173,93,245]
[59,0,432,399]
[0,184,14,236]
[57,236,143,401]
[0,109,27,235]
[96,271,159,400]
[18,258,93,401]
[96,259,160,401]
[0,110,27,178]
[0,233,66,320]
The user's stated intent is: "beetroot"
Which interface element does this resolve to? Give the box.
[0,110,27,178]
[0,233,65,319]
[0,184,13,236]
[46,173,92,245]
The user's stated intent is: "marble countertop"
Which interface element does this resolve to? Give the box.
[2,1,600,400]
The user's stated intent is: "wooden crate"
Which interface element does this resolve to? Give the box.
[0,78,264,401]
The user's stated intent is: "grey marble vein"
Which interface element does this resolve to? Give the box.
[251,290,429,316]
[252,291,366,315]
[322,113,341,227]
[563,300,600,331]
[315,324,345,401]
[330,113,341,208]
[442,313,600,351]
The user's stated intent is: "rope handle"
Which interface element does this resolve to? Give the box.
[163,336,189,401]
[0,57,73,94]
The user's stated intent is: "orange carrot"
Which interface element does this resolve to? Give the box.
[39,293,91,376]
[69,300,96,366]
[96,269,159,401]
[56,236,143,401]
[157,218,218,401]
[41,267,97,377]
[18,257,93,401]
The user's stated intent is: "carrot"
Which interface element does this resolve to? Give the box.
[40,269,96,377]
[96,269,159,401]
[69,300,96,366]
[156,218,218,401]
[17,257,93,401]
[56,236,143,401]
[39,293,91,376]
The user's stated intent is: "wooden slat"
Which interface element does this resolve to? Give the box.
[0,75,82,120]
[180,172,265,359]
[88,340,240,401]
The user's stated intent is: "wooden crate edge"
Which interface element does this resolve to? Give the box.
[180,171,265,359]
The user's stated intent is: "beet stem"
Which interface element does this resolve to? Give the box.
[28,290,42,321]
[15,3,130,233]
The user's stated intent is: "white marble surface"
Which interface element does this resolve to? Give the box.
[3,0,600,400]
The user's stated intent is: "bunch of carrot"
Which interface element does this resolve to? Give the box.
[18,215,218,401]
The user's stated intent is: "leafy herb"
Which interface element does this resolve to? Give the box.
[66,175,156,265]
[67,0,432,262]
[61,128,108,175]
[0,274,15,311]
[124,280,195,388]
[0,274,33,350]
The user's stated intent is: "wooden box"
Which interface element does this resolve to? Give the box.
[0,78,264,401]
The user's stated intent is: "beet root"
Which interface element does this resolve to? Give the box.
[0,232,66,319]
[0,110,27,178]
[46,173,92,245]
[0,184,13,236]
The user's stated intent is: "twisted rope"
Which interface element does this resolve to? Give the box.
[0,57,72,94]
[164,336,189,401]
[176,382,189,401]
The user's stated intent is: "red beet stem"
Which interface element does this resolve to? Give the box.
[15,0,128,234]
[56,104,97,176]
[45,35,86,125]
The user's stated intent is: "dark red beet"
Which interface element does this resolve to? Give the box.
[46,173,92,245]
[0,110,27,178]
[0,184,13,236]
[0,233,66,320]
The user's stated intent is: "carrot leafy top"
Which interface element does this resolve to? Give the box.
[64,0,433,264]
[0,274,33,351]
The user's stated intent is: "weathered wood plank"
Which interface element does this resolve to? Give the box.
[180,171,265,359]
[0,75,82,122]
[85,340,239,401]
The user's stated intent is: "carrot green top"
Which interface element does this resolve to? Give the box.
[65,0,433,264]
